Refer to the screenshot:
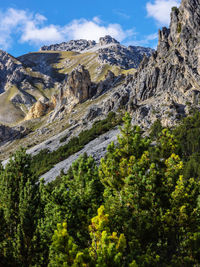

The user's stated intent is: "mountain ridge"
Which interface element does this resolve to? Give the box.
[1,0,200,179]
[0,36,153,125]
[40,35,154,69]
[1,1,200,266]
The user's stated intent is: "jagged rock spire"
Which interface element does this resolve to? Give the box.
[120,0,200,128]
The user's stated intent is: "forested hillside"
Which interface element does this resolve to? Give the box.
[1,112,200,266]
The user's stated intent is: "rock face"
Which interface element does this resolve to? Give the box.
[48,65,94,122]
[0,125,28,145]
[97,44,153,69]
[25,97,54,120]
[96,70,118,97]
[0,50,27,94]
[115,0,200,128]
[0,50,53,97]
[64,65,92,103]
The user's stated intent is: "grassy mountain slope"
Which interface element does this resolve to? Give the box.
[18,51,135,83]
[0,50,134,125]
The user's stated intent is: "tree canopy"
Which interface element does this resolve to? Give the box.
[1,112,200,266]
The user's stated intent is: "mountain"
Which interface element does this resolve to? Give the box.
[1,0,200,182]
[123,0,200,128]
[40,35,153,69]
[0,36,153,125]
[2,0,200,265]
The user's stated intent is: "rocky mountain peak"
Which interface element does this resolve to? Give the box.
[179,0,200,21]
[170,0,200,41]
[40,39,96,52]
[40,35,120,52]
[40,36,154,70]
[115,0,200,129]
[156,0,200,54]
[99,35,119,46]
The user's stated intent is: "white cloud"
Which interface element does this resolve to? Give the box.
[125,32,158,47]
[0,8,52,49]
[0,8,26,49]
[63,18,133,42]
[144,33,158,42]
[21,23,63,44]
[0,8,135,50]
[146,0,181,25]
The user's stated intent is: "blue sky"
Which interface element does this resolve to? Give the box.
[0,0,180,56]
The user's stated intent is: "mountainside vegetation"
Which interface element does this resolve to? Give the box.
[0,0,200,265]
[30,111,121,177]
[1,112,200,266]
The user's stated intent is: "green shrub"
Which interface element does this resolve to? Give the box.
[149,119,163,139]
[31,112,122,177]
[177,22,182,33]
[172,6,179,13]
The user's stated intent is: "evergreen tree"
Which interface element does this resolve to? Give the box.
[161,175,200,264]
[49,222,89,267]
[88,205,127,267]
[35,153,104,266]
[0,207,8,266]
[0,149,41,266]
[99,113,191,265]
[99,112,150,192]
[1,112,200,265]
[49,153,104,247]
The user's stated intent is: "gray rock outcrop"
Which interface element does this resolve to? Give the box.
[99,35,119,46]
[97,44,154,69]
[0,125,28,145]
[25,97,54,120]
[115,0,200,128]
[96,70,117,96]
[48,65,95,122]
[40,39,97,52]
[64,65,92,103]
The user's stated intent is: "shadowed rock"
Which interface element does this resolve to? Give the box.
[0,125,28,145]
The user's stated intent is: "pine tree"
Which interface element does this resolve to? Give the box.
[0,148,41,266]
[49,222,89,267]
[45,153,104,248]
[99,112,150,192]
[161,175,200,264]
[34,153,104,266]
[89,205,127,267]
[0,207,8,266]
